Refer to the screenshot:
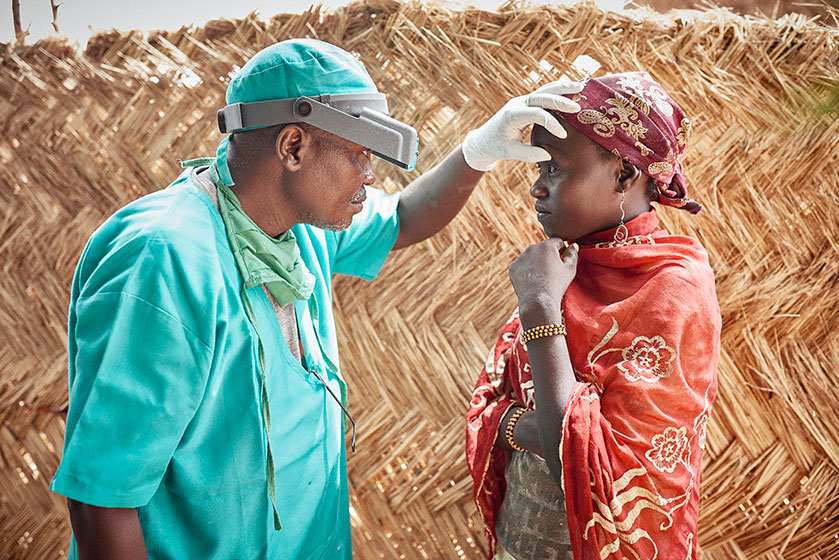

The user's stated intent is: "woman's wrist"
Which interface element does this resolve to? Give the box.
[513,408,543,457]
[504,406,530,452]
[498,405,542,456]
[519,306,564,331]
[518,294,564,329]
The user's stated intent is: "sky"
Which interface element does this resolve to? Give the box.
[2,0,629,46]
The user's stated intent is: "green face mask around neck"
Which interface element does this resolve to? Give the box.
[216,183,315,306]
[181,157,315,307]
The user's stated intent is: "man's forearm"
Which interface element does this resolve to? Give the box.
[392,145,485,250]
[68,499,149,560]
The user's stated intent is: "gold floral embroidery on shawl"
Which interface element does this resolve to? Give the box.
[583,461,693,560]
[648,149,678,179]
[618,335,676,382]
[576,368,604,394]
[646,427,690,472]
[574,318,700,559]
[635,141,652,156]
[577,92,652,141]
[520,380,535,408]
[616,75,674,117]
[577,109,616,137]
[593,233,656,249]
[483,341,510,387]
[585,318,675,384]
[606,95,648,140]
[626,93,651,115]
[571,90,588,103]
[648,160,673,178]
[693,384,714,451]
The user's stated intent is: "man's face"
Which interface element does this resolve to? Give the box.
[529,120,623,241]
[295,131,376,231]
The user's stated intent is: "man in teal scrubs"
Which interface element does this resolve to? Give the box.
[50,39,583,559]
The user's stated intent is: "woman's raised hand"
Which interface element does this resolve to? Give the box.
[509,239,578,324]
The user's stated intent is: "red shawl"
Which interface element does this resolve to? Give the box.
[466,210,720,560]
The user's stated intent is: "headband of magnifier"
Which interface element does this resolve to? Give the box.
[217,93,418,171]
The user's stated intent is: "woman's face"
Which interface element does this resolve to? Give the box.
[529,120,624,241]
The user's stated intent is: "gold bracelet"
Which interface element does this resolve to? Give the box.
[505,406,530,453]
[520,323,566,344]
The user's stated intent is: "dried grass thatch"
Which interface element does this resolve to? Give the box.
[1,1,838,558]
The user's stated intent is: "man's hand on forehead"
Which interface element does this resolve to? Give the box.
[527,80,585,111]
[461,81,584,172]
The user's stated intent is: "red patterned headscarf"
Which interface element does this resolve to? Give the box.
[563,72,702,214]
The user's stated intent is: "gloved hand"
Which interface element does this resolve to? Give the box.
[461,81,585,171]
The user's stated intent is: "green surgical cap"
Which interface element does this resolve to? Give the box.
[227,39,378,103]
[216,39,380,185]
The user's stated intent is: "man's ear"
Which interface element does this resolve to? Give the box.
[276,124,309,171]
[617,159,643,192]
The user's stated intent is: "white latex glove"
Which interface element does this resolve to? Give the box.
[461,81,585,171]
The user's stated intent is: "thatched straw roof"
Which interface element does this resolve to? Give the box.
[1,1,838,558]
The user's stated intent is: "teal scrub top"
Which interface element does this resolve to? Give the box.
[51,171,401,560]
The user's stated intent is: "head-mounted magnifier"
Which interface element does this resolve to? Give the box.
[217,93,418,171]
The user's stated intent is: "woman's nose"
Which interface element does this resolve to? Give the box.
[530,179,547,198]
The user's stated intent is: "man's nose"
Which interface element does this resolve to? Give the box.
[362,166,375,186]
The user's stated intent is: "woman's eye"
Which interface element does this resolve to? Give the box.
[537,163,559,176]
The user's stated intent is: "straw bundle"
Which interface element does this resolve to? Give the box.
[1,1,837,558]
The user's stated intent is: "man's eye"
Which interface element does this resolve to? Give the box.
[537,163,560,175]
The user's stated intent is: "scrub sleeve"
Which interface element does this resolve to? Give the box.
[52,237,213,507]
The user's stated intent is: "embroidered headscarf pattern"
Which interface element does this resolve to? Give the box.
[564,72,703,214]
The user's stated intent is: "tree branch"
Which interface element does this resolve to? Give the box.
[12,0,28,46]
[50,0,62,33]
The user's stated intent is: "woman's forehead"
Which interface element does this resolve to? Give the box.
[532,121,600,158]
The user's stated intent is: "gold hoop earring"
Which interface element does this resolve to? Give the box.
[614,189,628,244]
